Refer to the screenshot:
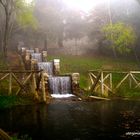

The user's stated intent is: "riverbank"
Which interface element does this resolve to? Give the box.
[0,95,38,109]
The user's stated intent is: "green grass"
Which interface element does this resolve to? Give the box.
[48,54,140,97]
[0,95,34,109]
[48,55,139,86]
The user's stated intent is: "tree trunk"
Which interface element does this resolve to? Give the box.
[2,9,9,58]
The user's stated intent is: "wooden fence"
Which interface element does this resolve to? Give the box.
[88,70,140,96]
[0,70,46,101]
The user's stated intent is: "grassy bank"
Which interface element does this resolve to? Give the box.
[0,95,35,109]
[48,54,140,98]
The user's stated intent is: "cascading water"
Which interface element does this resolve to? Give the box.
[26,50,34,54]
[48,76,74,98]
[38,62,54,75]
[31,53,42,62]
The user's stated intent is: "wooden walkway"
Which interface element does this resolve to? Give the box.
[88,70,140,96]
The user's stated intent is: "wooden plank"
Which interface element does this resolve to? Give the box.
[130,73,139,86]
[0,70,42,73]
[8,73,12,95]
[89,73,94,85]
[101,71,104,95]
[115,73,129,89]
[41,72,46,102]
[31,73,39,99]
[90,72,98,79]
[90,72,101,92]
[0,129,11,140]
[110,73,113,90]
[0,73,9,81]
[89,70,140,74]
[12,73,23,87]
[103,73,110,82]
[129,73,132,89]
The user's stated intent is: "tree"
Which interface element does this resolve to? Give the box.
[35,0,65,48]
[0,0,36,58]
[102,22,136,56]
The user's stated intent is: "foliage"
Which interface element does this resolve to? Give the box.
[0,95,34,109]
[16,0,37,29]
[102,22,137,54]
[11,134,32,140]
[0,0,37,58]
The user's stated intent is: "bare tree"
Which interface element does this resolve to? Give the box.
[0,0,16,58]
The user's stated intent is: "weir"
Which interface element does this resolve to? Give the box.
[48,76,73,98]
[38,62,54,75]
[20,47,79,99]
[31,53,42,62]
[26,49,34,54]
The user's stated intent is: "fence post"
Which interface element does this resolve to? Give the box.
[71,73,80,94]
[101,71,104,96]
[41,72,46,102]
[8,72,12,95]
[110,73,113,91]
[129,72,132,89]
[54,59,60,75]
[32,72,39,100]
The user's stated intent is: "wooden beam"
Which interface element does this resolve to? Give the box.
[90,72,101,92]
[101,71,104,95]
[115,73,129,89]
[89,73,94,85]
[41,72,46,102]
[8,73,12,95]
[0,73,9,81]
[110,73,113,90]
[16,73,33,95]
[0,70,42,73]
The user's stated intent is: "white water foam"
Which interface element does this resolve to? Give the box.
[51,94,75,98]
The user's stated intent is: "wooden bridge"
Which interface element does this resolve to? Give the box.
[89,70,140,96]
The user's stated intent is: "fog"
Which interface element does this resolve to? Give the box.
[1,0,140,58]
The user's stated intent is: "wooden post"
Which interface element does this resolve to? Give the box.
[31,59,38,70]
[110,73,112,90]
[71,73,80,94]
[0,129,11,140]
[32,72,39,99]
[21,47,26,55]
[41,72,46,102]
[35,48,39,53]
[129,72,132,89]
[72,73,80,85]
[25,53,31,70]
[42,51,47,62]
[101,71,104,96]
[54,59,60,75]
[8,72,12,95]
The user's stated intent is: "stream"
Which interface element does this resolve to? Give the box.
[0,99,140,139]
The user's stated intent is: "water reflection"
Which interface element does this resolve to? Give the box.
[0,100,140,139]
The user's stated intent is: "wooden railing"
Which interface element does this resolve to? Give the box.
[88,70,140,96]
[0,70,44,98]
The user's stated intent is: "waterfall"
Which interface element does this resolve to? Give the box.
[48,76,73,98]
[49,77,60,94]
[26,50,34,54]
[59,77,71,94]
[38,62,54,75]
[31,53,42,62]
